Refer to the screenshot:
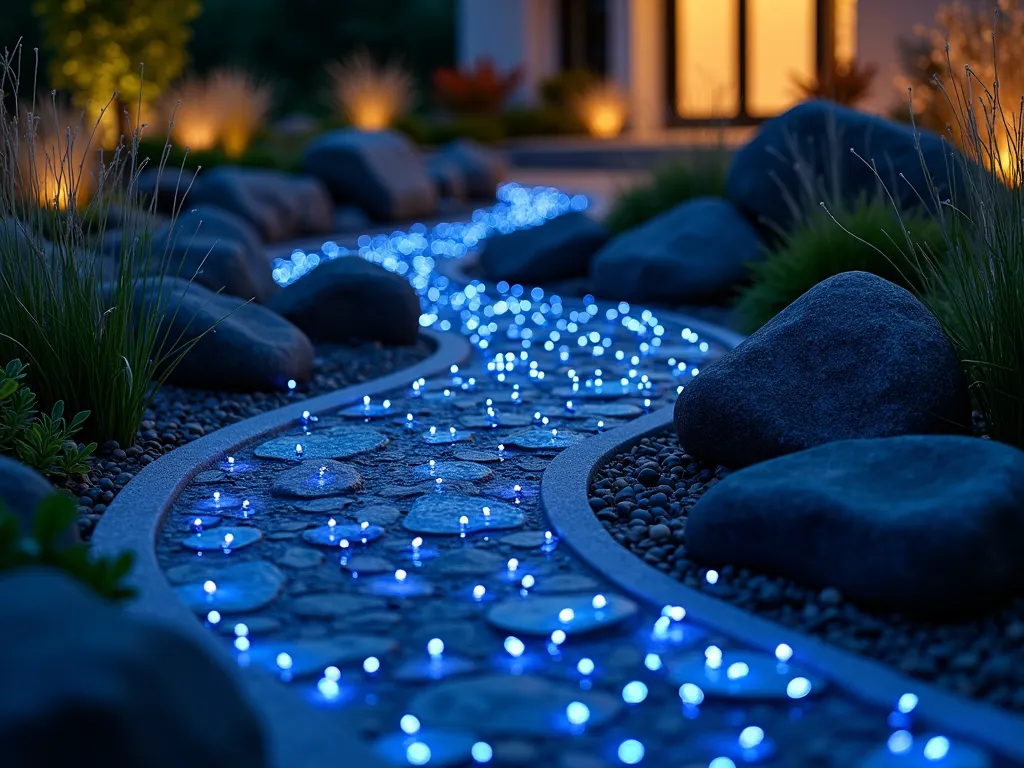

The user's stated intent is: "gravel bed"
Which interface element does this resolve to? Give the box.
[589,429,1024,713]
[66,338,433,540]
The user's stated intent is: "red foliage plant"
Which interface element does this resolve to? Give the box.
[432,58,522,114]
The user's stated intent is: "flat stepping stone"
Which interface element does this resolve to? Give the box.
[374,729,476,768]
[172,560,285,614]
[454,450,502,463]
[255,428,388,461]
[409,675,622,737]
[361,573,436,597]
[515,457,549,472]
[302,523,384,547]
[569,403,643,419]
[505,428,586,451]
[271,460,362,499]
[180,515,222,530]
[431,548,506,575]
[404,494,524,535]
[421,430,474,445]
[339,402,395,419]
[531,573,600,594]
[275,547,325,569]
[291,497,354,513]
[667,650,826,700]
[412,461,493,482]
[345,505,401,526]
[500,531,551,549]
[181,526,262,552]
[487,593,636,636]
[394,656,478,682]
[292,593,387,618]
[341,555,395,574]
[459,412,535,429]
[248,635,398,677]
[193,492,244,512]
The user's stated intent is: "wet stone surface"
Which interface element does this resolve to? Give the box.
[157,289,1012,766]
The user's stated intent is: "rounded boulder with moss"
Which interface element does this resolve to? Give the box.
[675,271,972,469]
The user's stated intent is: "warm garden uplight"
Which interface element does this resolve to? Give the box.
[327,50,414,131]
[573,81,628,139]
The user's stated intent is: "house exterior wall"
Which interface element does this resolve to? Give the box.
[608,0,667,135]
[456,0,559,105]
[856,0,947,115]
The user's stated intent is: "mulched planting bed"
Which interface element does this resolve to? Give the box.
[68,338,434,539]
[589,429,1024,713]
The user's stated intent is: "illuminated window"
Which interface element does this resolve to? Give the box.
[834,0,858,71]
[674,0,740,119]
[746,0,817,117]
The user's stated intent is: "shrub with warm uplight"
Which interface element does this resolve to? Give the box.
[571,81,628,139]
[327,51,414,131]
[162,68,273,157]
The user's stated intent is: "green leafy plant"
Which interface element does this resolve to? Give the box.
[0,360,96,478]
[734,198,947,333]
[884,15,1024,447]
[0,493,135,601]
[0,44,227,445]
[604,151,730,234]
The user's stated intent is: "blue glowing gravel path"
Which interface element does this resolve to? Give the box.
[154,184,1014,767]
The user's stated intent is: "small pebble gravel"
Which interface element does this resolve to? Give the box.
[63,340,433,539]
[589,430,1024,713]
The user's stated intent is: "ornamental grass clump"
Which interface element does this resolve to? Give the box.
[0,45,221,446]
[735,198,946,333]
[327,50,414,131]
[882,7,1024,447]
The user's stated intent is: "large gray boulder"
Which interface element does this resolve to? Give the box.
[435,139,508,199]
[0,568,267,766]
[301,130,437,221]
[0,457,75,549]
[137,278,314,392]
[481,211,609,284]
[686,435,1024,614]
[591,196,764,303]
[727,100,957,237]
[267,256,420,346]
[674,271,971,469]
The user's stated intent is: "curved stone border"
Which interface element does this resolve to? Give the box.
[91,329,471,768]
[542,408,1024,763]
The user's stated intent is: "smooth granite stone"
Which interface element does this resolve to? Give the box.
[409,622,492,659]
[412,461,494,482]
[486,593,637,636]
[727,100,958,237]
[667,651,826,700]
[0,457,76,550]
[341,555,395,575]
[374,728,476,768]
[267,256,421,346]
[409,675,622,737]
[499,531,551,549]
[302,523,384,547]
[421,430,475,445]
[339,402,395,419]
[270,460,363,499]
[192,492,244,512]
[301,129,437,221]
[453,450,502,463]
[248,636,398,677]
[480,211,610,284]
[361,573,436,597]
[0,569,266,767]
[431,548,506,576]
[255,429,388,461]
[686,435,1024,613]
[127,277,314,393]
[531,574,601,594]
[393,656,479,682]
[675,272,972,469]
[172,560,286,614]
[459,412,536,429]
[436,138,508,199]
[179,515,222,531]
[345,505,402,526]
[505,428,587,451]
[404,495,524,535]
[591,196,765,304]
[291,593,387,618]
[290,497,354,513]
[275,547,326,569]
[181,526,262,552]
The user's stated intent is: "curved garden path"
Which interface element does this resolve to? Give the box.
[93,184,1021,767]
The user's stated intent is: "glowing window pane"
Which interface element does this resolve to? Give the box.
[746,0,817,117]
[834,0,858,69]
[675,0,740,118]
